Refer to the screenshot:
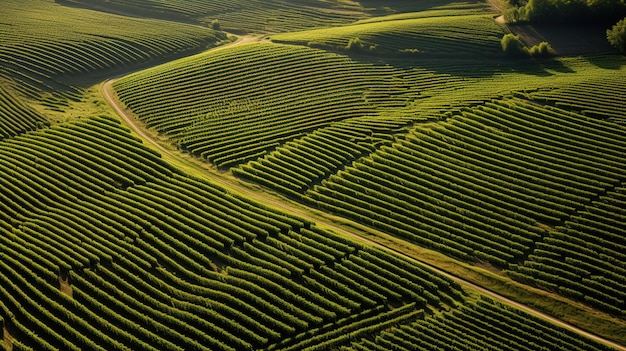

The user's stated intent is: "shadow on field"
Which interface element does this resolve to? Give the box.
[511,23,615,56]
[344,51,579,79]
[56,0,194,24]
[585,54,625,70]
[357,0,487,13]
[414,57,578,77]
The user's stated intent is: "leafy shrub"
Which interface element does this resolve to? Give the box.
[210,19,221,30]
[528,41,555,57]
[503,6,527,23]
[508,0,626,24]
[501,34,554,58]
[346,37,365,51]
[501,34,529,57]
[607,17,626,54]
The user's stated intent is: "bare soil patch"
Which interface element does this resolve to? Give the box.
[536,222,554,232]
[3,325,14,351]
[59,271,73,298]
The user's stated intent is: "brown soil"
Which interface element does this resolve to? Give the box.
[59,272,73,298]
[3,326,13,351]
[536,222,555,232]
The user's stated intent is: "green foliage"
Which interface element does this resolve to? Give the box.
[346,37,366,52]
[501,34,529,57]
[210,19,221,30]
[114,43,402,169]
[0,115,469,350]
[0,0,220,98]
[351,297,619,351]
[0,86,49,139]
[57,0,374,34]
[528,41,555,57]
[500,35,552,58]
[307,97,626,270]
[509,0,626,23]
[607,17,626,54]
[503,6,527,23]
[272,14,503,57]
[5,2,626,350]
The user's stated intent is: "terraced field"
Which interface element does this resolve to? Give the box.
[5,116,617,350]
[112,3,626,331]
[345,296,617,351]
[2,0,626,350]
[59,0,371,34]
[0,85,48,140]
[0,116,462,350]
[271,10,503,57]
[113,42,426,170]
[306,98,626,315]
[521,75,626,125]
[1,0,222,102]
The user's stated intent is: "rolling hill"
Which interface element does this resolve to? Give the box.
[1,0,626,350]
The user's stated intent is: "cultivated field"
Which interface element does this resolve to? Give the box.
[1,0,626,350]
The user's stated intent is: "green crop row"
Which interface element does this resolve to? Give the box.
[270,14,502,58]
[509,185,626,316]
[0,115,471,350]
[0,86,48,139]
[524,76,626,125]
[60,0,367,34]
[114,43,437,169]
[1,0,221,98]
[347,297,617,351]
[233,123,374,194]
[270,303,424,351]
[306,98,626,269]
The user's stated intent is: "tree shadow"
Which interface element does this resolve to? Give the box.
[584,54,625,69]
[357,0,487,14]
[342,50,575,79]
[538,58,576,73]
[511,23,615,56]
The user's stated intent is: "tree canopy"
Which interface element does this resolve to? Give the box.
[607,17,626,53]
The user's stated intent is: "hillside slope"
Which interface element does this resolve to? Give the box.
[1,1,626,350]
[0,0,222,123]
[112,2,626,343]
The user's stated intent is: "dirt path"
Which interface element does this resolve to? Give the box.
[3,326,13,351]
[101,36,626,351]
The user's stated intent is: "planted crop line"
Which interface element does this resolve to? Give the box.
[101,38,626,351]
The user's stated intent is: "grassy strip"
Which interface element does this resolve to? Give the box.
[346,223,626,348]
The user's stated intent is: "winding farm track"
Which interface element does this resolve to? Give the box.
[101,35,626,351]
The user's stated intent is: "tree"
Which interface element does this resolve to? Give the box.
[210,19,221,31]
[501,34,529,57]
[528,41,555,57]
[588,0,626,22]
[524,0,552,22]
[346,37,365,52]
[607,17,626,54]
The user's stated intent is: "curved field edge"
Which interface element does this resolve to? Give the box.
[0,0,225,123]
[4,111,619,351]
[103,72,626,349]
[269,12,503,57]
[107,16,626,346]
[3,1,625,349]
[0,114,463,350]
[55,0,472,34]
